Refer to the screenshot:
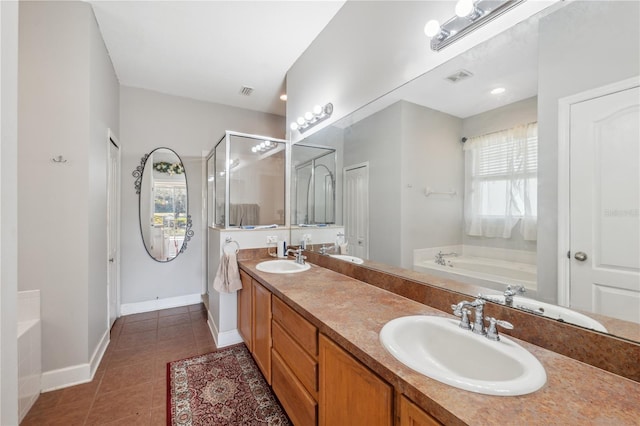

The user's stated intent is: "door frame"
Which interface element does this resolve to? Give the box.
[107,128,121,326]
[557,76,640,306]
[343,162,369,259]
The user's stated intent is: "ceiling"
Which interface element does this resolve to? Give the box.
[89,1,346,117]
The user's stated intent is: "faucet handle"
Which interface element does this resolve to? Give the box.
[484,316,514,341]
[451,305,472,330]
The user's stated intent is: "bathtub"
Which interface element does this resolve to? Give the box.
[414,255,537,293]
[18,290,41,423]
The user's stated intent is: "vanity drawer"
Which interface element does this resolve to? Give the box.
[272,297,318,358]
[272,349,317,426]
[272,320,318,397]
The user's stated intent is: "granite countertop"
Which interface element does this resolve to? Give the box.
[239,258,640,426]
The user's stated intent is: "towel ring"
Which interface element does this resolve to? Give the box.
[224,238,240,254]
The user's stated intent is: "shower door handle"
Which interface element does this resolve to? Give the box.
[574,252,588,262]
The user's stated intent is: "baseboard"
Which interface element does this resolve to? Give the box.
[207,310,243,348]
[90,329,110,378]
[41,329,111,392]
[120,293,203,316]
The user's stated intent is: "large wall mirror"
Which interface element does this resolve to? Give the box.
[291,1,639,343]
[134,147,192,262]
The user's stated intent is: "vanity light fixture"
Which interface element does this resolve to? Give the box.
[424,0,524,51]
[290,103,334,133]
[251,140,277,154]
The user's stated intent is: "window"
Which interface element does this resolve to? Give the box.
[464,122,538,240]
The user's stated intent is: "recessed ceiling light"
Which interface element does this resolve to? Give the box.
[280,94,287,101]
[491,87,506,95]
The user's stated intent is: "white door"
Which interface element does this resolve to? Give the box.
[107,133,120,327]
[344,164,369,259]
[569,85,640,324]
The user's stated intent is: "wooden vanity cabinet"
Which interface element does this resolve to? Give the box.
[252,280,272,384]
[237,270,253,352]
[399,395,442,426]
[271,297,319,426]
[318,334,393,426]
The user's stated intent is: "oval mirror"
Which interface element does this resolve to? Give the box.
[134,147,192,262]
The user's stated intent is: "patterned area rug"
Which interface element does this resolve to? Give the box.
[167,344,290,426]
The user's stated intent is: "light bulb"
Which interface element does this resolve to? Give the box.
[424,20,441,38]
[313,105,323,115]
[304,111,313,121]
[259,142,266,149]
[279,94,287,101]
[264,140,272,147]
[251,147,257,153]
[455,0,474,17]
[290,122,299,131]
[491,87,506,95]
[297,117,305,126]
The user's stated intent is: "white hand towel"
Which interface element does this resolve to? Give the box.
[213,250,243,293]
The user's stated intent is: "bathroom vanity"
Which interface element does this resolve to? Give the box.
[236,255,639,425]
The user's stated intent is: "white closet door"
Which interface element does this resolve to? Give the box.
[344,164,369,259]
[570,85,640,324]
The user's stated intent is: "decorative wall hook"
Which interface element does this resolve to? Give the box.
[51,155,67,163]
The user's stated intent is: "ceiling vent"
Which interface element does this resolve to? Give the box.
[445,69,473,83]
[240,86,254,96]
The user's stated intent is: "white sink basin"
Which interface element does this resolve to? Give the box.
[484,295,607,333]
[256,259,311,274]
[329,254,364,264]
[379,316,546,396]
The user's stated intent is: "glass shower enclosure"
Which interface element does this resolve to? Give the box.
[207,131,288,228]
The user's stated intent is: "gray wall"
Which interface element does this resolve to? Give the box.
[400,101,463,268]
[344,102,402,266]
[18,0,119,384]
[119,86,284,308]
[1,0,19,423]
[287,1,553,142]
[536,0,640,303]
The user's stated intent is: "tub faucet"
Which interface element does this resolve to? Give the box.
[451,298,486,335]
[435,250,458,266]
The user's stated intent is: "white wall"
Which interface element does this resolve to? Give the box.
[536,0,640,303]
[1,0,20,423]
[286,0,556,142]
[119,86,284,311]
[18,0,118,389]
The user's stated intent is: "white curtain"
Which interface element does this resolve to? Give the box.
[464,122,538,241]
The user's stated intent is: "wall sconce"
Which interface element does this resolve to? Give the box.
[290,103,333,133]
[424,0,524,51]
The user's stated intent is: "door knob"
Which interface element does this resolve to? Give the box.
[574,252,588,261]
[109,258,114,263]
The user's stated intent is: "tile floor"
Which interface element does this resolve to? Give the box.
[21,303,216,425]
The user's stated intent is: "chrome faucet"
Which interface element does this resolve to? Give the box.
[451,298,486,335]
[452,298,514,341]
[435,250,458,266]
[504,285,526,306]
[287,247,307,265]
[319,244,336,255]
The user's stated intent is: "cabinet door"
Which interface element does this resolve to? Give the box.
[237,270,253,351]
[318,334,392,426]
[252,280,272,384]
[399,395,441,426]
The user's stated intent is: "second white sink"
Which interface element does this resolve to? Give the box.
[379,315,546,396]
[256,259,311,274]
[329,254,364,264]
